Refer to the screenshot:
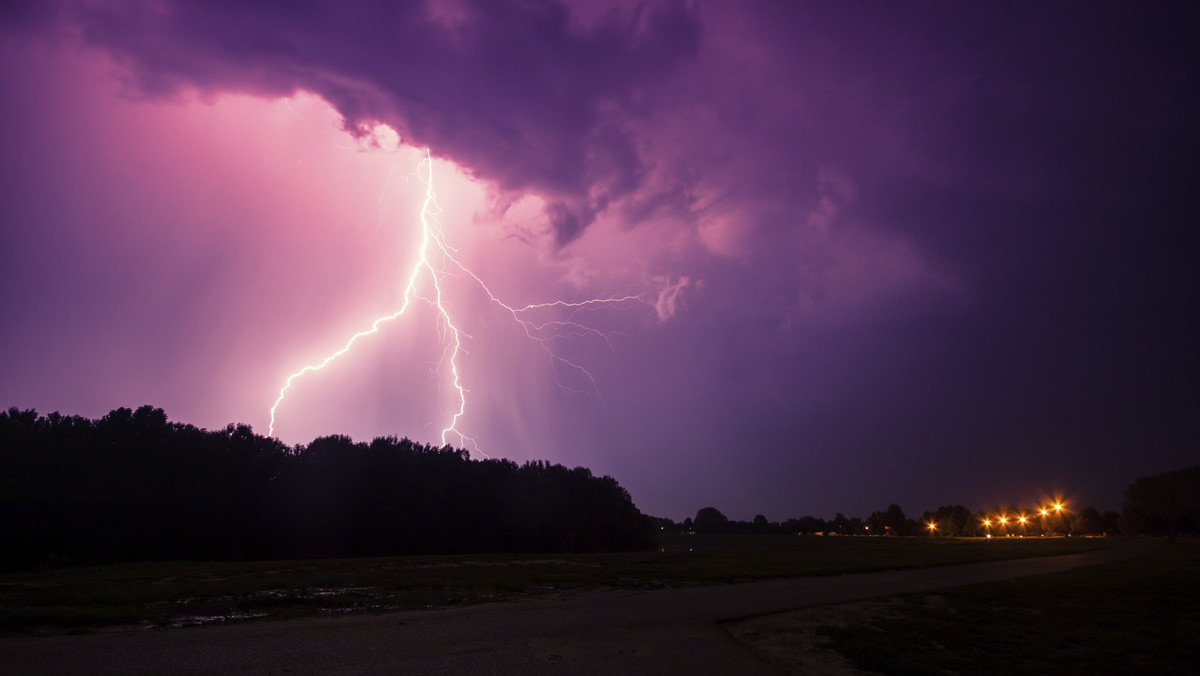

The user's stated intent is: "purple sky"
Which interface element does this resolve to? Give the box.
[2,1,1196,521]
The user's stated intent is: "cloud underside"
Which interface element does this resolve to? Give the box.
[62,0,707,247]
[10,0,962,321]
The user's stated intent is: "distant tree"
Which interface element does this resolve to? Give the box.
[882,504,908,536]
[1121,465,1200,535]
[1118,505,1147,536]
[724,518,759,534]
[649,516,679,534]
[1101,510,1120,535]
[786,515,826,535]
[846,516,864,535]
[682,517,694,532]
[749,514,780,534]
[1073,507,1104,535]
[864,506,909,535]
[0,406,656,570]
[693,506,729,533]
[865,511,883,535]
[830,513,849,534]
[922,505,972,537]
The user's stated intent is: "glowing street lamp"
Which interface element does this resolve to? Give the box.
[1051,501,1066,536]
[927,521,937,535]
[1035,508,1050,536]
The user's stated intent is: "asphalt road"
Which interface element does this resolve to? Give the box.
[2,541,1152,675]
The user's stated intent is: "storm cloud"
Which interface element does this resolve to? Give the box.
[2,1,1196,519]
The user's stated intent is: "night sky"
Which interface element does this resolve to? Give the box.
[2,1,1196,521]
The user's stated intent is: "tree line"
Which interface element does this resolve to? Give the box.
[664,464,1198,538]
[0,406,656,571]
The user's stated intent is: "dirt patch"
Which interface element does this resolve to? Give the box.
[724,599,908,675]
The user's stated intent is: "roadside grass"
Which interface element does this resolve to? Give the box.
[0,535,1107,635]
[653,534,1108,582]
[818,538,1199,675]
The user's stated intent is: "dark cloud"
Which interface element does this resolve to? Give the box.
[50,0,700,246]
[4,1,1197,519]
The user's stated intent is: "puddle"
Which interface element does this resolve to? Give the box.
[165,611,270,628]
[253,585,377,599]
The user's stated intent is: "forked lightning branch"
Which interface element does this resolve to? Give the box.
[268,149,647,450]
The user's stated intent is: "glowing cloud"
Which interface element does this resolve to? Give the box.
[268,146,674,451]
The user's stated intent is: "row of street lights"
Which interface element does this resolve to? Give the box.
[926,501,1067,537]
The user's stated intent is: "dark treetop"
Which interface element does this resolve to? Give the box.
[1,406,656,571]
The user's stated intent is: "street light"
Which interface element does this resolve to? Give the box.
[1053,501,1066,536]
[1036,508,1050,536]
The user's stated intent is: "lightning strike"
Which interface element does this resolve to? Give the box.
[268,147,660,452]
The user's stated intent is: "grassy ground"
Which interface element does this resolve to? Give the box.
[817,538,1198,675]
[0,534,1107,635]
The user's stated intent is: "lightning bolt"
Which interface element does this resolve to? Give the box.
[268,148,651,452]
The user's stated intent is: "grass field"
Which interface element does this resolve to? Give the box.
[816,538,1198,675]
[0,534,1109,635]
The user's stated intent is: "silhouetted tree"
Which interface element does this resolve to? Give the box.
[1070,507,1103,535]
[784,515,827,535]
[881,504,908,536]
[0,406,655,570]
[830,513,849,535]
[693,506,729,533]
[846,516,864,535]
[924,505,973,537]
[1101,510,1120,535]
[649,516,680,534]
[1121,465,1200,535]
[865,511,883,535]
